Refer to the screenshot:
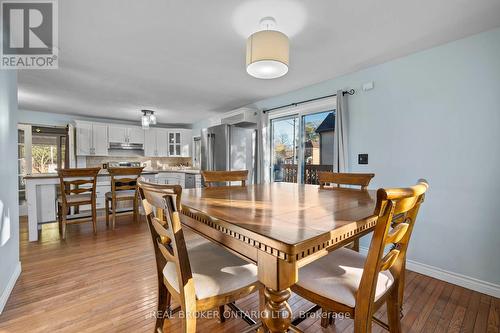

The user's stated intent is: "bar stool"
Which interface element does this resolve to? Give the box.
[105,167,144,229]
[57,167,101,240]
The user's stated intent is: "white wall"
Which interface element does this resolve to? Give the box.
[18,109,192,129]
[0,70,21,313]
[194,28,500,292]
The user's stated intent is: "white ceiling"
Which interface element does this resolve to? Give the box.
[18,0,500,125]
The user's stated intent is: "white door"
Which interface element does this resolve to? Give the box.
[157,129,169,157]
[92,123,108,156]
[108,125,127,143]
[127,127,145,144]
[144,129,157,157]
[76,122,92,155]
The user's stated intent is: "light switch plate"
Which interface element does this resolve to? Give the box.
[358,154,368,165]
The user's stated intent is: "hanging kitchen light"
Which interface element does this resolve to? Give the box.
[141,110,156,129]
[246,17,289,79]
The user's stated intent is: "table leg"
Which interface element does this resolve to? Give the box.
[258,251,297,333]
[262,287,292,333]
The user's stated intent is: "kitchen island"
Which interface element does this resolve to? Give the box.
[24,171,158,242]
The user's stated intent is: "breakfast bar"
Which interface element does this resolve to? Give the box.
[24,171,158,241]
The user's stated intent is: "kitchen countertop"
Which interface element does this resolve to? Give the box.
[152,169,201,174]
[24,171,159,180]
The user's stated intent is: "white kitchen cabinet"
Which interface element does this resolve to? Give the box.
[156,172,185,187]
[180,129,192,157]
[108,125,128,144]
[92,123,108,156]
[128,127,145,144]
[168,131,181,156]
[144,129,169,157]
[167,129,192,157]
[144,129,156,157]
[76,122,92,155]
[76,121,108,156]
[157,129,169,157]
[108,125,144,145]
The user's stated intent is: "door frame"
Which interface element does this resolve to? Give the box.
[267,96,337,184]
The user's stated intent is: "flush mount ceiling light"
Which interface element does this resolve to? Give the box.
[246,17,289,79]
[141,109,156,129]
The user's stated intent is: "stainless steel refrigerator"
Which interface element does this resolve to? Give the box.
[201,124,257,184]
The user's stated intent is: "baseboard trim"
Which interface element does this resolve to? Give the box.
[359,247,500,298]
[0,261,21,314]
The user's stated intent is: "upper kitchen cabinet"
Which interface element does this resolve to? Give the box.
[144,128,191,157]
[108,125,144,144]
[168,129,192,157]
[75,121,108,156]
[128,127,145,144]
[144,128,169,157]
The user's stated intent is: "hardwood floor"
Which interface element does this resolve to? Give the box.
[0,215,498,332]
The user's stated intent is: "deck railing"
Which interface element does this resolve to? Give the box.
[281,164,333,184]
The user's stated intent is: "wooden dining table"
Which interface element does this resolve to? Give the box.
[180,182,378,333]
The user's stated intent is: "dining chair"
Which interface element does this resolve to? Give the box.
[57,167,101,240]
[201,170,249,188]
[138,180,261,333]
[318,171,375,190]
[292,180,429,332]
[318,172,375,252]
[104,167,144,229]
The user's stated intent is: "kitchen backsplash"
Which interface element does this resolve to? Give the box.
[85,156,192,170]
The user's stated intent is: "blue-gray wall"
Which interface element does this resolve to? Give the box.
[193,28,500,287]
[249,28,500,286]
[0,70,20,312]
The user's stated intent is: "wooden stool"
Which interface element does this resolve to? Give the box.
[57,167,101,240]
[105,167,144,229]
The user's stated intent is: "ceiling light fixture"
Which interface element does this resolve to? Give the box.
[246,17,289,79]
[141,110,156,129]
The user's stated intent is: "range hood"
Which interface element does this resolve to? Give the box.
[108,142,144,150]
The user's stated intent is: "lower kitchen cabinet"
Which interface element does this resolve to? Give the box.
[155,172,201,188]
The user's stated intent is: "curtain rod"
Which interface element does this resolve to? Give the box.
[262,89,355,114]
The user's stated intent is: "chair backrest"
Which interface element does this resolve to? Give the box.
[57,167,101,204]
[137,180,194,302]
[355,179,429,327]
[107,167,144,195]
[318,172,375,190]
[201,170,249,188]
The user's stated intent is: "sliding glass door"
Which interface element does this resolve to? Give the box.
[268,100,337,184]
[301,111,334,184]
[270,115,299,182]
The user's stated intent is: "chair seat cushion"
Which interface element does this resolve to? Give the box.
[57,193,92,204]
[162,241,258,300]
[105,190,136,199]
[296,247,394,308]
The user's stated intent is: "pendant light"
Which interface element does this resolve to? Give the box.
[246,17,289,79]
[141,110,156,129]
